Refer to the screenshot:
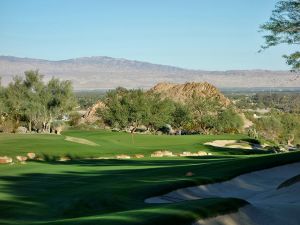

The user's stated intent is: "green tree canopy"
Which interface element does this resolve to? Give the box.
[260,0,300,70]
[2,70,76,133]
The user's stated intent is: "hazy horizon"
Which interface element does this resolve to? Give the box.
[1,0,298,71]
[0,55,294,72]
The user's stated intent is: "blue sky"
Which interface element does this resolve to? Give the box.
[0,0,296,70]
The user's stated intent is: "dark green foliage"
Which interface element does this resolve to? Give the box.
[171,103,193,129]
[100,88,243,134]
[100,89,175,132]
[260,0,300,70]
[146,94,175,131]
[187,98,243,134]
[217,108,244,133]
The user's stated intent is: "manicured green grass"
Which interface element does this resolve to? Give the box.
[0,129,256,158]
[0,150,300,225]
[1,130,299,225]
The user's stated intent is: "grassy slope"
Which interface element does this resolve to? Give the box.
[1,151,300,225]
[0,130,257,158]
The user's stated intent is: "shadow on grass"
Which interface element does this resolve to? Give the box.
[203,144,272,155]
[1,151,300,225]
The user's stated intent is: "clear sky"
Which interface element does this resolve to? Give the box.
[0,0,296,70]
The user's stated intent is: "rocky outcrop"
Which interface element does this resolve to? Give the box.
[81,101,106,123]
[150,82,230,106]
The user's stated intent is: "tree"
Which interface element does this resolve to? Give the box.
[45,78,76,132]
[23,70,44,132]
[145,93,175,131]
[101,89,150,143]
[171,103,192,130]
[5,76,27,126]
[100,88,130,129]
[2,70,76,133]
[188,97,222,134]
[260,0,300,70]
[0,78,7,119]
[217,107,243,134]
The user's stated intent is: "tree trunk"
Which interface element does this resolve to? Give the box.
[131,127,137,144]
[47,116,53,133]
[288,134,294,146]
[28,120,32,133]
[42,121,47,133]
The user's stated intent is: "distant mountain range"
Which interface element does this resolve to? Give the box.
[0,56,299,89]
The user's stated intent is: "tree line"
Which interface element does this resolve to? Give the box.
[98,87,244,135]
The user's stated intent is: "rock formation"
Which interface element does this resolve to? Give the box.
[150,82,230,106]
[81,101,106,123]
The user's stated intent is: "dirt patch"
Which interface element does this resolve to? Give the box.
[65,136,99,146]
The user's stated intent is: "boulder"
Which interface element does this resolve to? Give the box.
[151,150,174,157]
[15,126,27,134]
[59,156,71,162]
[0,156,13,164]
[185,172,194,177]
[161,150,174,157]
[197,151,208,156]
[55,126,63,135]
[27,152,36,159]
[179,152,199,157]
[16,156,27,162]
[179,151,192,156]
[156,131,163,135]
[82,101,106,123]
[116,154,131,159]
[151,151,164,157]
[134,154,144,158]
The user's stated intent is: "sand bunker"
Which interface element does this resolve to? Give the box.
[205,140,254,149]
[146,162,300,225]
[65,136,99,146]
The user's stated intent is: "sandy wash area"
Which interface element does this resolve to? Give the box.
[145,162,300,225]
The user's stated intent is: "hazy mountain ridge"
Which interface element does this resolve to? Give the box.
[0,56,298,89]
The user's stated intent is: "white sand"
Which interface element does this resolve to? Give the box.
[145,162,300,225]
[64,136,99,146]
[204,140,255,150]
